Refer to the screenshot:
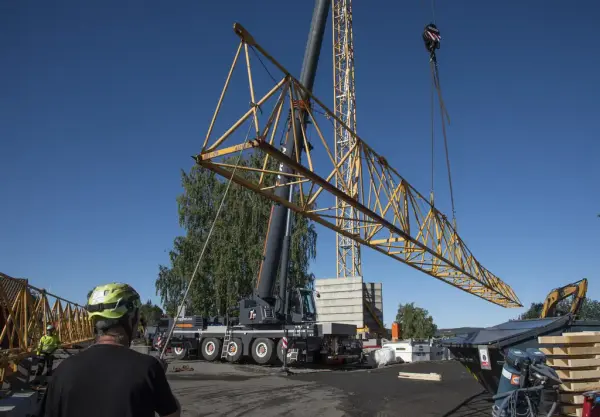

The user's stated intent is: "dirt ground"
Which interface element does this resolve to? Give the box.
[166,360,493,417]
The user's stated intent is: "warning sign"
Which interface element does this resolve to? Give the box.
[478,345,491,370]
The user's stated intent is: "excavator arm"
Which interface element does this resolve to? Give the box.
[540,278,588,318]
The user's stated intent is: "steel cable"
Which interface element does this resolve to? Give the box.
[158,125,250,361]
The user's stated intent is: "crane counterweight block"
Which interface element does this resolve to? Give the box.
[196,22,522,308]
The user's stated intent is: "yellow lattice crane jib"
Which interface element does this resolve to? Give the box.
[194,22,522,309]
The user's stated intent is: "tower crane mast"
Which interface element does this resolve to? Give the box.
[332,0,362,278]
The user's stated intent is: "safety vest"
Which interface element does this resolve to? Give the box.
[37,334,60,355]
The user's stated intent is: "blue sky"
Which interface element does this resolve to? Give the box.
[2,1,598,329]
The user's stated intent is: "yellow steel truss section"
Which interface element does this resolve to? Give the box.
[0,273,94,384]
[332,0,362,278]
[196,23,522,308]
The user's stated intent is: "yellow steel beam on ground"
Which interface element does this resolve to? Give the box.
[0,272,94,384]
[194,23,522,308]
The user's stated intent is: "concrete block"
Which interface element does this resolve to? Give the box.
[315,276,385,332]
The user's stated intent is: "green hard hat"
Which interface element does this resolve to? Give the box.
[86,283,141,320]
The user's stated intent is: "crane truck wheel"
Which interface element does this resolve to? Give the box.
[201,337,221,361]
[251,338,275,364]
[225,338,243,363]
[172,346,187,360]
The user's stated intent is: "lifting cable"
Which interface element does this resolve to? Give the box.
[158,126,249,361]
[423,1,457,226]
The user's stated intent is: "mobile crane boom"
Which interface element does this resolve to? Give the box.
[255,0,331,307]
[161,0,361,366]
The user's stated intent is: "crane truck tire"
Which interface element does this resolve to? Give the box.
[275,338,286,364]
[251,338,275,364]
[201,337,221,361]
[172,345,187,360]
[225,338,243,363]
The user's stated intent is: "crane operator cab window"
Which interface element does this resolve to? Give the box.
[290,292,302,316]
[289,289,317,322]
[299,289,317,322]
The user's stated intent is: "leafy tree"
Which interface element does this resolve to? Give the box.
[518,298,600,320]
[156,153,317,317]
[139,299,164,326]
[395,302,437,339]
[519,302,544,320]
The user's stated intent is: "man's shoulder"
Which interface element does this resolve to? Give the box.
[60,344,152,361]
[66,345,162,368]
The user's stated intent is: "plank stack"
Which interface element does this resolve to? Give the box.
[538,331,600,417]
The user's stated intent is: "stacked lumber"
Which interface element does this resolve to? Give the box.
[538,331,600,417]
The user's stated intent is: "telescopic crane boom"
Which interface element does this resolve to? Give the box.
[255,0,330,303]
[240,0,332,325]
[166,0,361,367]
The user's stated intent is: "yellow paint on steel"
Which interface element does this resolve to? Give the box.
[193,24,522,308]
[332,0,362,279]
[0,273,94,385]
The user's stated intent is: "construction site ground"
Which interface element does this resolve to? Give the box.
[165,359,491,417]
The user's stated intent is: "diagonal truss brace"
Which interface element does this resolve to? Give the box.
[195,23,522,308]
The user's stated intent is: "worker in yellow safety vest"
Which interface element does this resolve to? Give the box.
[35,324,61,380]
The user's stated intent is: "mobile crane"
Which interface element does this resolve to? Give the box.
[161,0,362,366]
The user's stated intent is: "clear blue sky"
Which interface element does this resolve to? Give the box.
[2,1,598,329]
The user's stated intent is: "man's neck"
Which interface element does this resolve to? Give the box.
[96,335,127,346]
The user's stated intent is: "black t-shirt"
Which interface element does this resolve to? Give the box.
[35,343,179,417]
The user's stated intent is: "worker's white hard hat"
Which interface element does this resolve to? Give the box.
[46,324,55,331]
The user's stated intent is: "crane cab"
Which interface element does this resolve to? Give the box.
[288,288,318,324]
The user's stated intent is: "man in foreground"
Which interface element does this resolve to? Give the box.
[35,283,181,417]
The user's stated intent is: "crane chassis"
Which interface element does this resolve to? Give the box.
[159,316,361,365]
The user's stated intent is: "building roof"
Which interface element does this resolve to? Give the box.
[435,327,483,337]
[0,272,29,309]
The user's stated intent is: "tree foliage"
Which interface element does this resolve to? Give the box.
[139,299,164,326]
[395,302,437,339]
[156,153,318,317]
[518,298,600,320]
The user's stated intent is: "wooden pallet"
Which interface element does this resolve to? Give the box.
[538,331,600,417]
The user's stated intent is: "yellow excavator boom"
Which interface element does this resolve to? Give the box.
[540,278,588,318]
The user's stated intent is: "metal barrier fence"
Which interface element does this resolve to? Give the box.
[0,272,94,384]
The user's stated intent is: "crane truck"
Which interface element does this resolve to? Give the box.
[158,0,363,366]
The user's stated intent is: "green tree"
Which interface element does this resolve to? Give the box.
[518,298,600,320]
[156,153,318,317]
[518,302,544,320]
[395,302,437,339]
[139,299,164,326]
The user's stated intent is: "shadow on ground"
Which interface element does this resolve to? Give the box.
[291,360,494,417]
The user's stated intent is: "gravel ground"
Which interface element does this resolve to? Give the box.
[166,360,493,417]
